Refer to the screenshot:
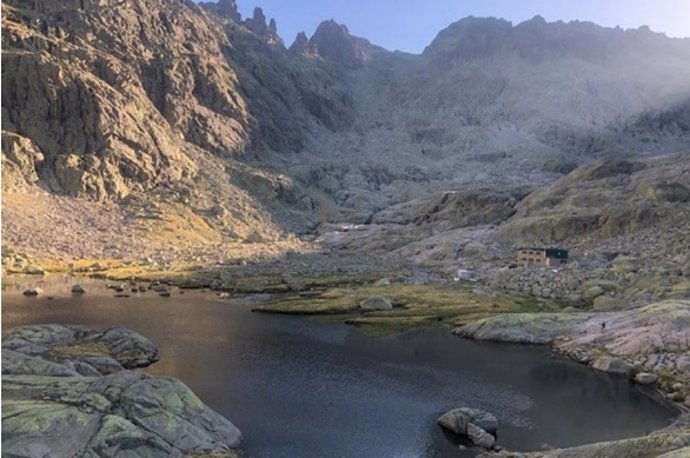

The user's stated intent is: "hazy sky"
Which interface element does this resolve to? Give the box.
[235,0,690,52]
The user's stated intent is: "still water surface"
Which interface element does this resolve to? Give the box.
[2,276,677,458]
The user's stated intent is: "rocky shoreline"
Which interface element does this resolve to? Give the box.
[4,273,690,457]
[454,300,690,457]
[454,301,690,408]
[482,422,690,458]
[1,324,242,457]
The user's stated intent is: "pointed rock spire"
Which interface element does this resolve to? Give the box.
[198,0,241,23]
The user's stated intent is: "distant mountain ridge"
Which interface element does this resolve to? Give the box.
[2,0,689,262]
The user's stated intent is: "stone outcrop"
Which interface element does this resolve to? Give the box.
[1,0,359,262]
[495,155,690,246]
[2,0,690,270]
[411,190,520,228]
[198,0,241,22]
[2,325,159,377]
[242,7,282,45]
[2,325,242,457]
[360,296,393,311]
[467,422,496,449]
[3,0,203,200]
[2,0,353,197]
[290,31,315,57]
[307,20,382,68]
[437,407,498,434]
[372,189,521,229]
[635,372,659,385]
[455,301,690,400]
[437,407,498,450]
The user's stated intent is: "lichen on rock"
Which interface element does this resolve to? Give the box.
[1,325,242,457]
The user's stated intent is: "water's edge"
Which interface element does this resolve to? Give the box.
[2,275,683,458]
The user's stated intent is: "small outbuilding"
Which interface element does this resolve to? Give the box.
[517,247,569,267]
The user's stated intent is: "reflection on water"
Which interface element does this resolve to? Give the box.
[2,275,677,458]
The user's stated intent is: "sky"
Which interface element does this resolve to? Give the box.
[234,0,690,53]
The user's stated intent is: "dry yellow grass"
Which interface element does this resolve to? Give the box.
[2,189,310,270]
[255,283,561,333]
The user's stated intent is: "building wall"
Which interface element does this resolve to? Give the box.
[517,249,569,267]
[517,249,547,267]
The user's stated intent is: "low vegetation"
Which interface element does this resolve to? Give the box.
[254,283,562,334]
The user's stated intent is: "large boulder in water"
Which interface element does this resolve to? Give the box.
[71,284,86,294]
[437,407,498,450]
[22,287,43,296]
[437,407,498,434]
[467,422,496,449]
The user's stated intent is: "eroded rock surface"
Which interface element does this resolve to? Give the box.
[455,300,690,406]
[437,407,498,450]
[3,324,159,375]
[3,0,690,268]
[437,407,498,435]
[2,325,242,457]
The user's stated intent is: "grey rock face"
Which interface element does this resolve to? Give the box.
[3,324,159,373]
[308,20,379,68]
[454,313,588,344]
[3,372,242,457]
[199,0,241,22]
[2,325,242,457]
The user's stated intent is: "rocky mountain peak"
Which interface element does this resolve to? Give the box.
[423,16,514,59]
[308,19,378,67]
[245,6,267,32]
[532,14,547,24]
[2,0,690,266]
[422,15,687,65]
[242,6,282,45]
[198,0,241,23]
[289,31,314,57]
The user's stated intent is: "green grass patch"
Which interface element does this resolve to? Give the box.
[254,283,562,334]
